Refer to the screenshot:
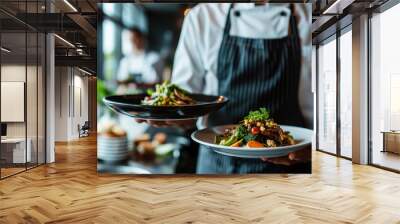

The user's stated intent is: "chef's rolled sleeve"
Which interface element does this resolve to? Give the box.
[171,9,205,94]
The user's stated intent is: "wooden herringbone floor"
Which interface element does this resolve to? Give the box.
[1,135,400,224]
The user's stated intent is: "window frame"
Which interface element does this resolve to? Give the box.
[314,22,353,161]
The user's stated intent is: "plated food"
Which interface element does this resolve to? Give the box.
[142,81,196,106]
[191,108,312,158]
[103,83,228,120]
[215,108,295,148]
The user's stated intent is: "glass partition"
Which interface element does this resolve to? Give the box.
[0,1,46,179]
[1,30,28,177]
[38,32,45,165]
[27,31,38,169]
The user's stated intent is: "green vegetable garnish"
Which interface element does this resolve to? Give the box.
[244,108,269,121]
[220,125,246,146]
[243,133,257,142]
[146,88,154,96]
[142,81,195,106]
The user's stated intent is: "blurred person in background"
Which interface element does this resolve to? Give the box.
[117,27,164,86]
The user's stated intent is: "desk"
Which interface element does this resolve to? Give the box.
[1,138,31,163]
[381,131,400,154]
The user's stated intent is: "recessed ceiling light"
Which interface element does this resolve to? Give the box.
[63,0,78,12]
[323,0,342,14]
[54,34,75,48]
[322,0,354,15]
[78,67,92,76]
[1,47,11,53]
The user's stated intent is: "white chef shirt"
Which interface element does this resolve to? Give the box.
[117,51,161,83]
[171,3,312,128]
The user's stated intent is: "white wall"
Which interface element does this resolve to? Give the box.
[1,65,26,139]
[1,65,41,137]
[54,67,68,141]
[54,66,89,141]
[75,71,89,139]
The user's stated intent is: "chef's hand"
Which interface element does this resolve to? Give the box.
[261,146,311,166]
[135,118,197,130]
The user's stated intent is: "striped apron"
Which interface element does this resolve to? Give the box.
[197,4,310,174]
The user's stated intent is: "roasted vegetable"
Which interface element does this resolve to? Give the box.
[246,140,264,148]
[231,139,243,147]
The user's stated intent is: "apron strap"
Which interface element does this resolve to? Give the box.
[222,4,234,38]
[289,4,299,38]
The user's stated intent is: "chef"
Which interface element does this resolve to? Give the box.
[117,27,162,84]
[139,3,313,173]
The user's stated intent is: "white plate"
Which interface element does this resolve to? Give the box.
[97,141,128,145]
[98,140,127,145]
[98,151,128,156]
[98,147,128,154]
[191,125,313,158]
[98,141,128,145]
[97,144,128,149]
[98,155,127,160]
[98,136,127,141]
[98,147,127,152]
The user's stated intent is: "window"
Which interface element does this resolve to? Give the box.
[339,29,352,158]
[317,36,337,154]
[370,2,400,171]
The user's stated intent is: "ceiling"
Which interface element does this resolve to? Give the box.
[312,0,390,42]
[0,0,97,74]
[0,0,394,75]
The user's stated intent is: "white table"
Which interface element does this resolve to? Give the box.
[1,138,32,163]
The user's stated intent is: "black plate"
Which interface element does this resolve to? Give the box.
[103,94,229,120]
